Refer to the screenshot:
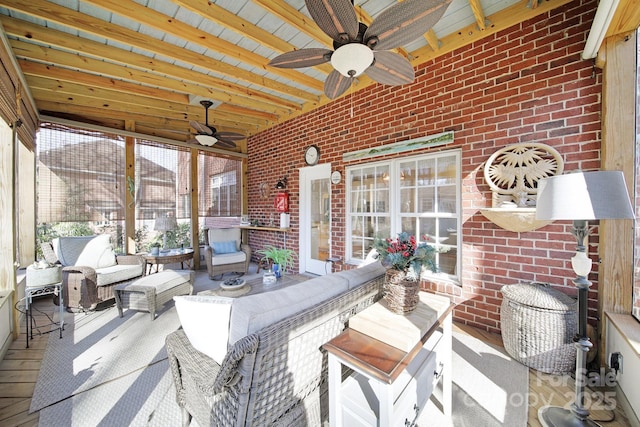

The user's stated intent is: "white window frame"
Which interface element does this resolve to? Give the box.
[345,149,461,281]
[209,171,236,216]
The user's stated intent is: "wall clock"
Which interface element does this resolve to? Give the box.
[331,170,342,184]
[304,145,320,165]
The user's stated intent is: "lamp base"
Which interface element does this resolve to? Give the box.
[539,406,601,427]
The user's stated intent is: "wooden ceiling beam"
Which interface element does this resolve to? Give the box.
[171,0,334,75]
[176,0,294,53]
[606,0,640,38]
[82,0,326,90]
[36,100,248,136]
[26,75,274,125]
[5,25,301,113]
[15,52,294,119]
[423,29,441,52]
[252,0,334,48]
[468,0,488,31]
[19,60,188,105]
[1,0,321,100]
[31,89,267,129]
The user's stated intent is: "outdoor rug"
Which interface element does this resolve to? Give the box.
[30,303,181,414]
[419,331,529,426]
[35,310,528,426]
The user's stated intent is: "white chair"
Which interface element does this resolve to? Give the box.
[204,228,251,280]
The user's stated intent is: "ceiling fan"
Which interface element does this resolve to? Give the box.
[189,100,245,148]
[269,0,452,99]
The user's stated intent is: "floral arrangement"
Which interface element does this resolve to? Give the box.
[373,232,438,281]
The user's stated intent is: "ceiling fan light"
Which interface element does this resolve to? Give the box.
[195,134,218,146]
[331,43,374,77]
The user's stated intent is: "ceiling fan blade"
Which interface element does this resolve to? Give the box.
[268,48,332,69]
[215,137,237,149]
[305,0,359,43]
[215,131,246,141]
[189,120,213,136]
[324,69,352,99]
[364,0,452,51]
[366,51,415,86]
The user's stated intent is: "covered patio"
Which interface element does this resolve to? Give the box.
[0,0,639,425]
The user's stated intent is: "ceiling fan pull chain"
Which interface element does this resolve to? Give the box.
[350,83,354,118]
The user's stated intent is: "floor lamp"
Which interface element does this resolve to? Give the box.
[535,171,634,427]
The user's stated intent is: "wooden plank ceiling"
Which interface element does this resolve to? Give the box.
[0,0,636,153]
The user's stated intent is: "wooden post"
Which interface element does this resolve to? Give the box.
[124,121,136,254]
[190,148,200,269]
[599,30,637,363]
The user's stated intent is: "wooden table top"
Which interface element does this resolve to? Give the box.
[323,299,454,384]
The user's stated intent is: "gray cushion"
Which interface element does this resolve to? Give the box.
[122,270,192,293]
[211,251,246,266]
[228,274,349,345]
[332,261,385,289]
[96,264,144,286]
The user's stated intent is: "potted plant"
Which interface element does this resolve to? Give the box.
[148,242,161,256]
[257,245,297,278]
[373,232,439,314]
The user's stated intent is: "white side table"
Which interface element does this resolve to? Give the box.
[25,282,64,348]
[323,292,453,427]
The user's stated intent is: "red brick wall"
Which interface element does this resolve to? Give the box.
[247,0,601,333]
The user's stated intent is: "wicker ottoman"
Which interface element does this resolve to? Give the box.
[501,282,578,374]
[115,270,194,320]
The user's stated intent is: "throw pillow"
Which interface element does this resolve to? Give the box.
[61,235,117,269]
[211,240,238,254]
[174,295,233,364]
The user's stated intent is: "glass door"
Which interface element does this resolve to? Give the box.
[299,164,331,275]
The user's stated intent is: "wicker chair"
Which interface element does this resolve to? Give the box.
[204,228,251,280]
[41,236,145,312]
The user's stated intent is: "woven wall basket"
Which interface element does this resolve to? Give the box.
[501,282,578,374]
[384,269,420,315]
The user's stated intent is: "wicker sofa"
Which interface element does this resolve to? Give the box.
[166,261,386,427]
[41,235,145,311]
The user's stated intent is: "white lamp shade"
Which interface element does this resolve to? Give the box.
[154,216,177,231]
[331,43,374,77]
[536,171,634,220]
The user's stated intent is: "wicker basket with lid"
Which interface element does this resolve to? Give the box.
[501,282,578,374]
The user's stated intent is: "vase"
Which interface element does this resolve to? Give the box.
[273,264,281,279]
[262,269,277,285]
[384,269,420,315]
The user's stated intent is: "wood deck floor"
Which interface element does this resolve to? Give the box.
[0,298,631,427]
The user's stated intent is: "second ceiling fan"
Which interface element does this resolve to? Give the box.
[189,100,245,148]
[269,0,452,99]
